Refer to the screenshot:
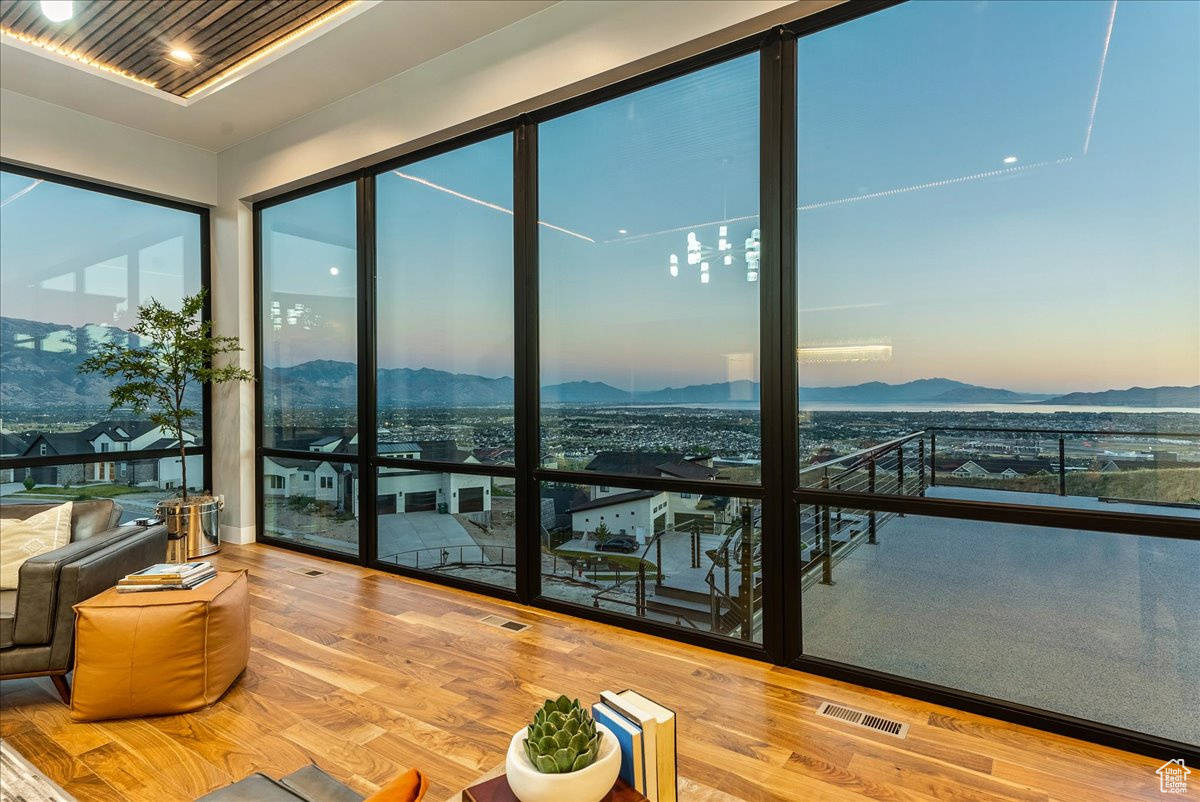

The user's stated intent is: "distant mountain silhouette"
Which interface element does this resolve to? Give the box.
[1039,385,1200,408]
[2,317,1194,410]
[541,381,630,403]
[799,378,1052,404]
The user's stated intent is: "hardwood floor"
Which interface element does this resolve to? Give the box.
[0,544,1169,801]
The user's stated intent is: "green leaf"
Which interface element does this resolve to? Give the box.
[537,736,557,754]
[568,732,590,753]
[554,748,574,773]
[554,730,571,749]
[571,753,593,772]
[555,695,572,713]
[535,755,559,774]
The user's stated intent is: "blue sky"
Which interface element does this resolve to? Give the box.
[252,0,1197,394]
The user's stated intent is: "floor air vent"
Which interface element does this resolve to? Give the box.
[289,568,327,577]
[479,614,529,632]
[816,701,909,738]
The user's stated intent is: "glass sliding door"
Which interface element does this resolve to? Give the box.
[259,182,360,556]
[538,54,764,640]
[794,0,1199,744]
[374,134,516,590]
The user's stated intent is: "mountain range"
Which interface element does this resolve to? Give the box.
[251,364,1200,409]
[2,317,1196,409]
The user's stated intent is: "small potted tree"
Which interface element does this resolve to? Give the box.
[79,290,252,561]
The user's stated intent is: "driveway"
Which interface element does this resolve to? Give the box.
[377,510,475,562]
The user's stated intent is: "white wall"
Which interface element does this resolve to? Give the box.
[0,89,217,205]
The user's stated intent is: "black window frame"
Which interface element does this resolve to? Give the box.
[0,160,213,494]
[250,1,1200,763]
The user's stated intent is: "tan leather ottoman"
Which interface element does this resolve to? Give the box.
[70,570,249,721]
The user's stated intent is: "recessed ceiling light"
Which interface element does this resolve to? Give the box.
[40,1,73,22]
[329,266,340,276]
[1003,155,1018,164]
[617,229,628,235]
[168,49,194,63]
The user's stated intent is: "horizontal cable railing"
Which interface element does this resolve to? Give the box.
[378,543,514,569]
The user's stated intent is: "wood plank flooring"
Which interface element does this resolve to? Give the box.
[0,544,1169,801]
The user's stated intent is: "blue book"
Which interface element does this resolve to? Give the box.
[592,701,645,794]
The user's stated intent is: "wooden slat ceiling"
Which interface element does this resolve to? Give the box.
[0,0,353,97]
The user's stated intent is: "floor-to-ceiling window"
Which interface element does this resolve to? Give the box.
[258,182,359,556]
[253,0,1198,756]
[0,166,209,518]
[536,53,764,641]
[793,0,1199,746]
[373,134,517,589]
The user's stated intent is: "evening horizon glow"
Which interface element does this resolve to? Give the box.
[243,1,1200,396]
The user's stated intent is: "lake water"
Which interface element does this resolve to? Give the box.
[618,402,1198,415]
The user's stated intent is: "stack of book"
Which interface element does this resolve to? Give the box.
[594,690,677,802]
[117,562,216,592]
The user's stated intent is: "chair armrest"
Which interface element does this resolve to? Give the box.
[47,524,168,670]
[13,524,168,646]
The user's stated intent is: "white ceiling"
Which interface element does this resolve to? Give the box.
[0,0,557,153]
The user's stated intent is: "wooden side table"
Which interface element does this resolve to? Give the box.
[444,764,738,802]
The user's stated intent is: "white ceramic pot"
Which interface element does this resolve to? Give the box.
[505,721,621,802]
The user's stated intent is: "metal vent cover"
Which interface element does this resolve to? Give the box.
[816,701,909,738]
[289,568,327,577]
[479,614,529,632]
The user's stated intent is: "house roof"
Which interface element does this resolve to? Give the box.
[21,432,92,456]
[415,440,475,463]
[310,436,343,447]
[569,490,660,513]
[266,457,323,471]
[81,420,161,442]
[0,433,27,455]
[1101,458,1179,471]
[378,442,421,454]
[542,485,589,516]
[656,459,719,480]
[143,438,181,451]
[938,457,1053,474]
[585,451,714,478]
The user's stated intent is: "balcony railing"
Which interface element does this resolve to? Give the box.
[796,426,1199,587]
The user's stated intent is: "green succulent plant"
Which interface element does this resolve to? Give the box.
[522,695,601,774]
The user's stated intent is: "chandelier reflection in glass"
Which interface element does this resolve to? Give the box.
[269,300,322,331]
[669,225,760,284]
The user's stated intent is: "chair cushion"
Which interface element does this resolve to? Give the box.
[0,499,120,542]
[362,769,426,802]
[0,589,15,649]
[196,773,304,802]
[280,765,365,802]
[0,503,73,590]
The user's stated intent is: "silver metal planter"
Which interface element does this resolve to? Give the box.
[157,497,223,562]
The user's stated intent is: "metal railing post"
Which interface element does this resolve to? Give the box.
[819,477,833,585]
[918,437,926,496]
[1058,436,1067,496]
[656,536,664,585]
[930,431,937,487]
[637,562,646,617]
[692,523,700,568]
[868,459,877,545]
[897,443,905,496]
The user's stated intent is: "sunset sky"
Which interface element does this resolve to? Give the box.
[250,0,1199,395]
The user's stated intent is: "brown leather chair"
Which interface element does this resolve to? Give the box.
[0,499,167,702]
